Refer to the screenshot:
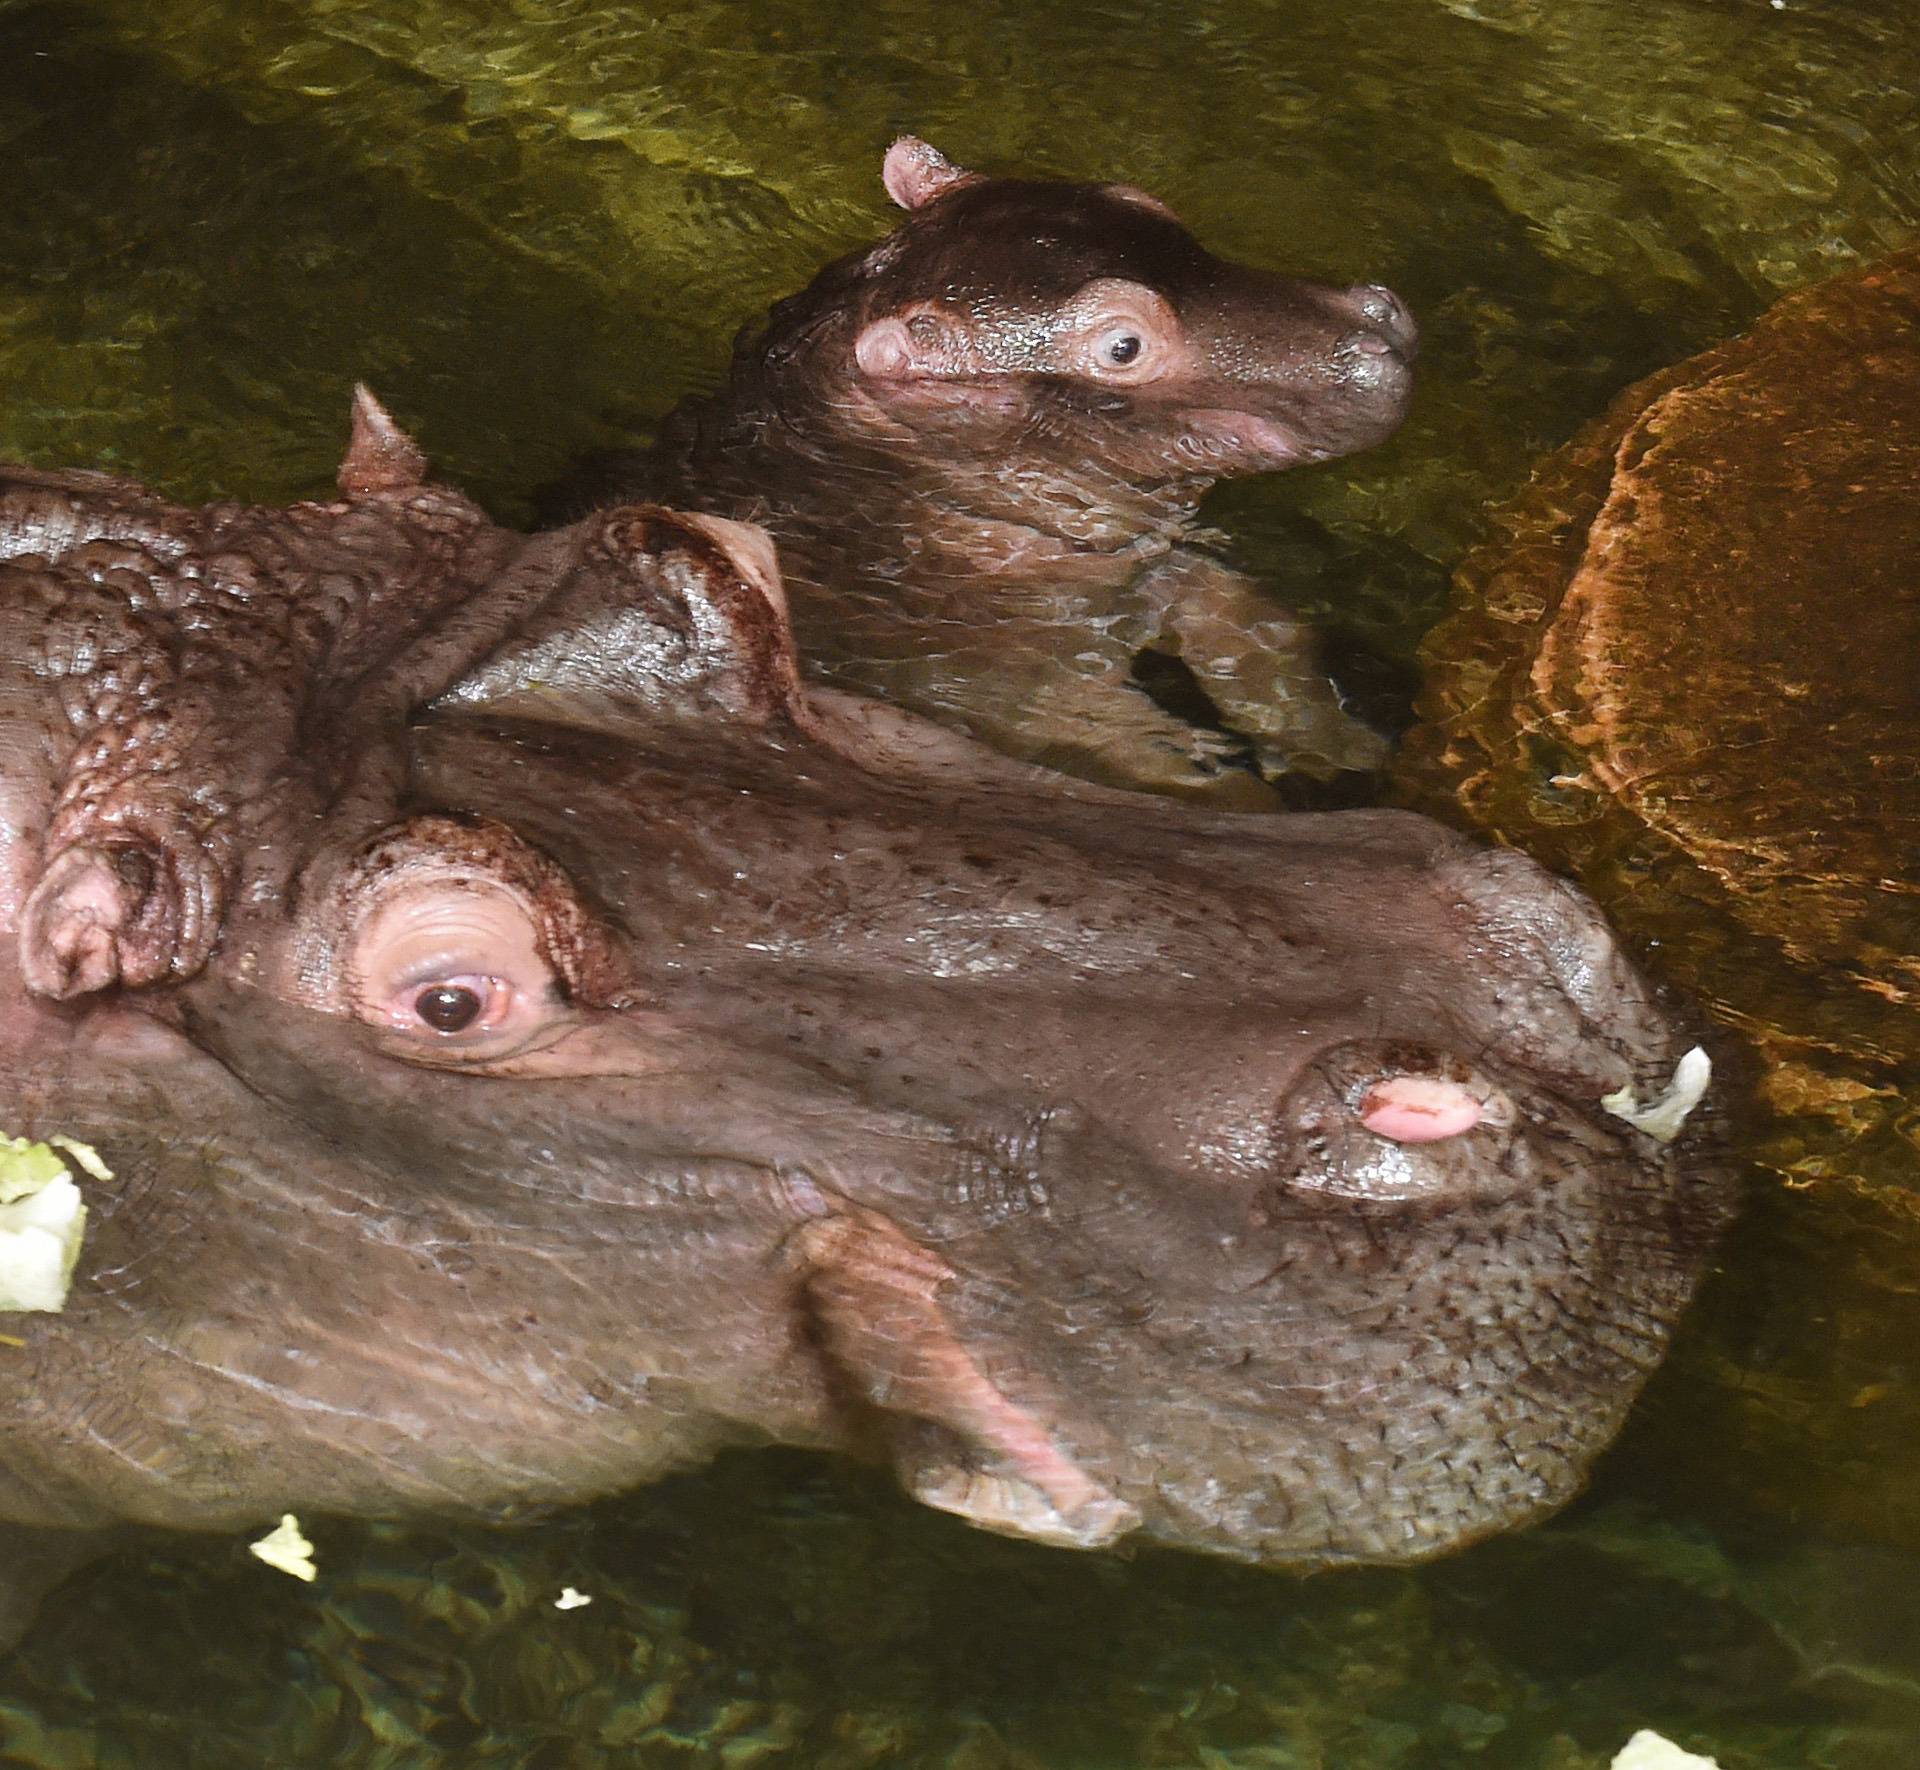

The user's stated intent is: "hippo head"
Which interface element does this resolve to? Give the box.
[749,137,1417,486]
[0,407,1726,1594]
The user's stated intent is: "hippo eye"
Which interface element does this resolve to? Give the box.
[389,972,519,1039]
[1082,313,1168,379]
[413,982,487,1035]
[342,871,560,1051]
[1066,280,1176,381]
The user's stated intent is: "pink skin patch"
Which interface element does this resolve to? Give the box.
[21,843,153,999]
[1359,1075,1484,1143]
[1178,409,1308,467]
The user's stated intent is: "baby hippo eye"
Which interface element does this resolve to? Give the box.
[1062,282,1179,382]
[1089,327,1154,374]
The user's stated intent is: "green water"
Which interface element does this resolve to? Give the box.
[1,0,1918,1764]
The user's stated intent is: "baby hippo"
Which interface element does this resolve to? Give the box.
[559,137,1418,802]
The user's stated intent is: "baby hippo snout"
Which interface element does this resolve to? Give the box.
[1331,283,1418,406]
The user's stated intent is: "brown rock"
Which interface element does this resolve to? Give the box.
[1405,245,1920,1186]
[1401,247,1920,1543]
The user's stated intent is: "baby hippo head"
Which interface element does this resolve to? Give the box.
[762,136,1416,483]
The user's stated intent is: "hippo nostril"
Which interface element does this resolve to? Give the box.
[1335,330,1415,400]
[1354,287,1395,324]
[1278,1046,1521,1202]
[1346,283,1419,359]
[1358,1075,1483,1144]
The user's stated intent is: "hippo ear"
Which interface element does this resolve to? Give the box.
[881,136,979,211]
[853,306,986,382]
[853,316,923,379]
[444,506,809,729]
[337,385,429,498]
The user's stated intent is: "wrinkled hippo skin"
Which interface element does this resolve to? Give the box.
[557,138,1418,802]
[1399,248,1918,1540]
[0,397,1726,1648]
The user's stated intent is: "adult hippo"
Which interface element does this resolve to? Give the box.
[553,137,1418,802]
[1400,246,1918,1543]
[0,396,1726,1648]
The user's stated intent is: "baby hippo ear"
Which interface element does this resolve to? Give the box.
[446,507,810,729]
[337,385,429,497]
[854,316,922,379]
[853,306,985,382]
[881,136,979,210]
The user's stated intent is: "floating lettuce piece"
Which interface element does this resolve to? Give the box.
[249,1515,318,1583]
[1612,1730,1721,1769]
[1602,1046,1712,1144]
[0,1133,104,1313]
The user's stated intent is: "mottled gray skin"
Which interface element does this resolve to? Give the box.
[0,401,1727,1649]
[561,139,1418,802]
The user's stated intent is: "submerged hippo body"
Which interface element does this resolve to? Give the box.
[560,138,1418,802]
[0,397,1726,1648]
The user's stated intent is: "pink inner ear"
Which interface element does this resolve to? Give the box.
[881,136,974,210]
[1359,1075,1484,1143]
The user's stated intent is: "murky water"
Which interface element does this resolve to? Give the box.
[2,0,1917,1764]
